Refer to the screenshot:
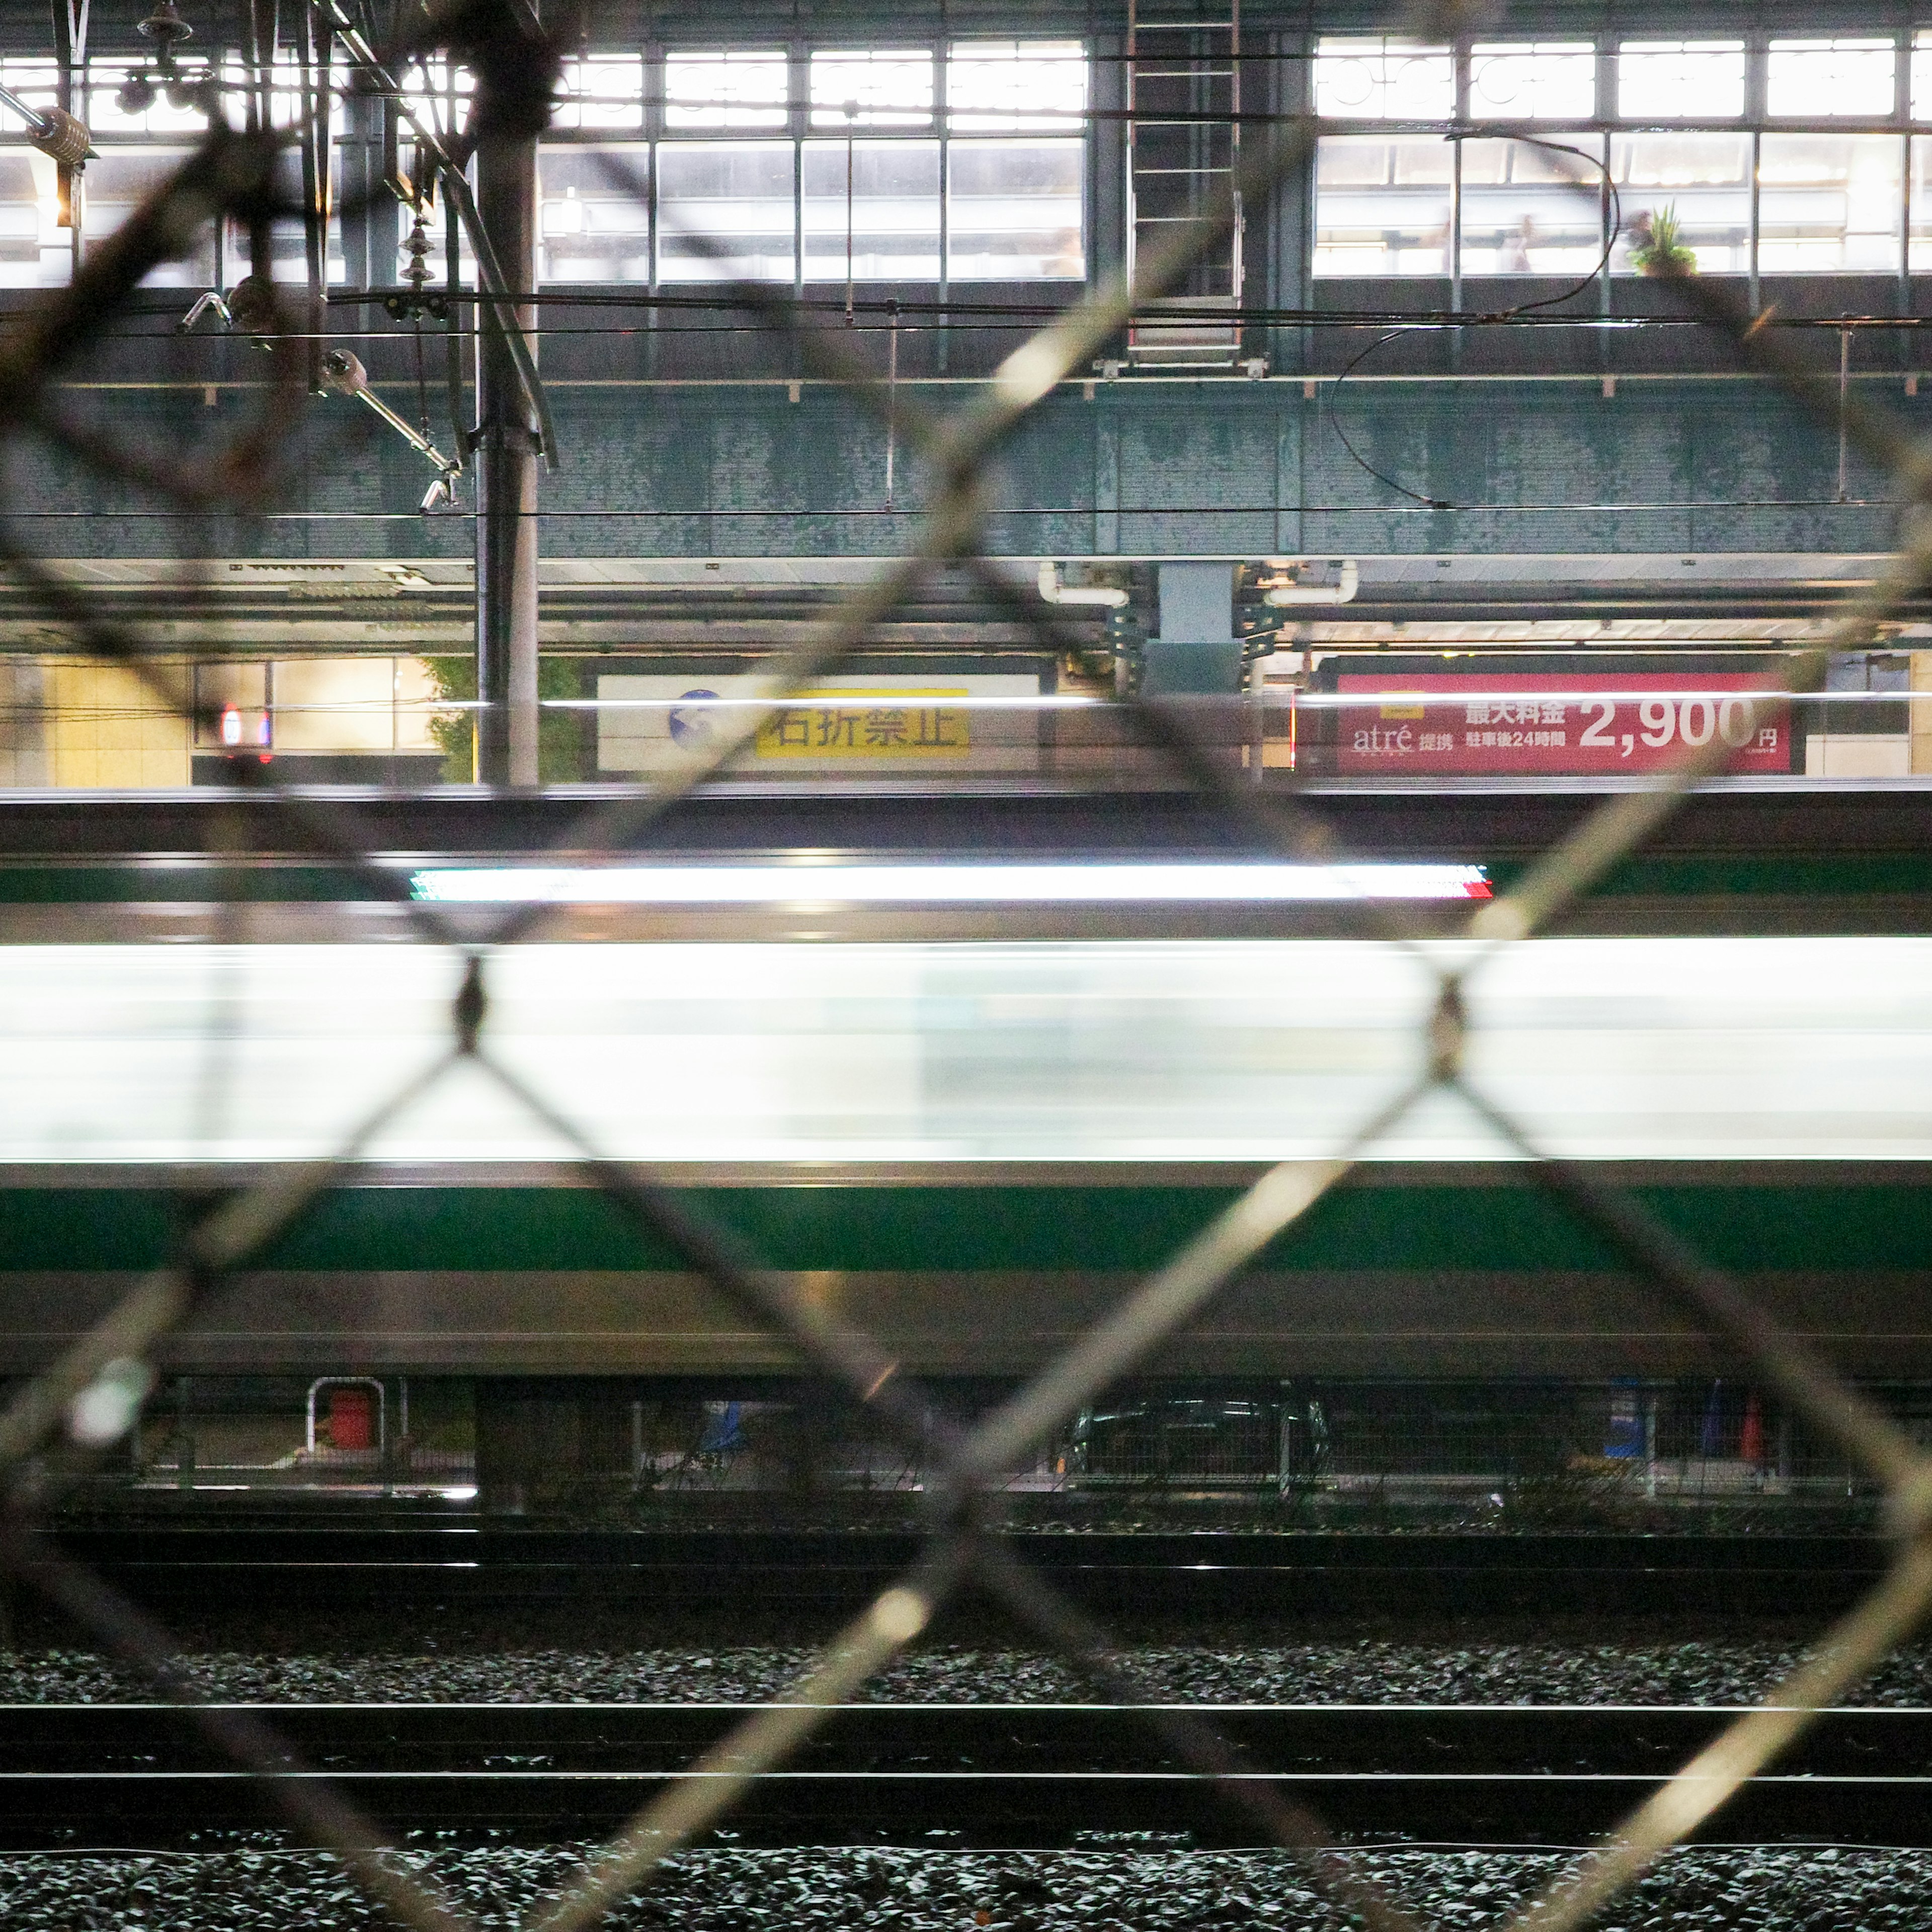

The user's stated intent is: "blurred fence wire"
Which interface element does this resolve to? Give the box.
[0,8,1929,1932]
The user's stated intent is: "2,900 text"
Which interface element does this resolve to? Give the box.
[1577,695,1769,754]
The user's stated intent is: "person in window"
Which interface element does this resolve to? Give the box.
[1504,214,1536,274]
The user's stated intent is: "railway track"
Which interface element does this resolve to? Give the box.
[5,1703,1929,1846]
[34,1525,1891,1616]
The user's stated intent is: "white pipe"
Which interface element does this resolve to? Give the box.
[1037,560,1130,608]
[1262,560,1359,607]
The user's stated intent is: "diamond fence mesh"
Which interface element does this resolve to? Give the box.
[0,10,1929,1932]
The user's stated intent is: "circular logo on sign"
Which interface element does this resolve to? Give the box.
[667,689,722,746]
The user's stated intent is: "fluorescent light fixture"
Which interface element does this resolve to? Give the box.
[543,693,1103,709]
[1296,688,1807,707]
[411,862,1492,904]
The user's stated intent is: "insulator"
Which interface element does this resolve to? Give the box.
[28,106,90,168]
[137,0,193,47]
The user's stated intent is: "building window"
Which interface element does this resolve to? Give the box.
[664,50,787,130]
[809,50,933,129]
[646,39,1086,287]
[1616,42,1747,122]
[553,54,645,132]
[10,39,1094,292]
[85,148,220,284]
[0,56,59,131]
[1758,134,1902,271]
[1611,132,1751,273]
[0,59,70,289]
[656,140,794,282]
[216,50,311,127]
[1460,138,1604,275]
[0,149,61,288]
[392,55,474,156]
[1468,44,1595,122]
[539,146,650,282]
[1914,33,1932,121]
[1314,39,1455,121]
[1312,135,1451,276]
[947,138,1083,279]
[1766,39,1896,120]
[1909,135,1932,265]
[801,139,940,280]
[947,41,1086,132]
[946,41,1086,280]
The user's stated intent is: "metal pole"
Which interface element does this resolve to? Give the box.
[473,117,540,786]
[1838,325,1851,505]
[845,108,856,323]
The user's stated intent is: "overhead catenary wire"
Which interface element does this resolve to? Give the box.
[1326,135,1625,513]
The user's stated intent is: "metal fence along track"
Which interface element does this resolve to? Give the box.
[2,6,1932,1932]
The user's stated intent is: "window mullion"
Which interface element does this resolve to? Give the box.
[1743,30,1766,125]
[790,41,806,301]
[936,36,949,305]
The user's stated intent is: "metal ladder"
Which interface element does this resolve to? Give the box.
[1126,0,1243,367]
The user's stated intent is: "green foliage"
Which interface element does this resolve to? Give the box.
[1496,1459,1647,1530]
[422,654,590,781]
[422,655,474,780]
[1631,203,1697,276]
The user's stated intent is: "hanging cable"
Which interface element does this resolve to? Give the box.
[444,181,466,470]
[1326,133,1623,512]
[1326,327,1454,509]
[413,305,433,450]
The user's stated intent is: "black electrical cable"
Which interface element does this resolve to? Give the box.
[1327,134,1623,512]
[1326,327,1453,508]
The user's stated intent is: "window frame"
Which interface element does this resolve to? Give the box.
[17,36,1932,300]
[1307,31,1929,283]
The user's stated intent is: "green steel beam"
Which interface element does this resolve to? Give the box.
[22,376,1912,564]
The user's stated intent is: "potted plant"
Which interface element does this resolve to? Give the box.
[1629,204,1697,276]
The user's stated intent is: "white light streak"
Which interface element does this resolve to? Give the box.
[410,862,1492,904]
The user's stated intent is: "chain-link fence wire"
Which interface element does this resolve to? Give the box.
[1,10,1930,1932]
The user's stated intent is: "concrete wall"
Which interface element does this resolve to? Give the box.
[41,660,190,788]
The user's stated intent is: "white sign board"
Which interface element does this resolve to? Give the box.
[596,672,1044,774]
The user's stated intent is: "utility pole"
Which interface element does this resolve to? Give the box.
[471,102,540,784]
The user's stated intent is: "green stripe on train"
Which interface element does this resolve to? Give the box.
[0,853,1930,903]
[0,1183,1925,1275]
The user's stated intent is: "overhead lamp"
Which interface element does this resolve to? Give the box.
[116,0,219,121]
[411,862,1494,905]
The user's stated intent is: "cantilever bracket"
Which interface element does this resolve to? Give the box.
[311,0,559,472]
[320,347,464,511]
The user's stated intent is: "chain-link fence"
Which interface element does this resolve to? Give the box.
[3,8,1931,1932]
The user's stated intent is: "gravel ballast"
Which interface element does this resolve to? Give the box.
[0,1841,1922,1931]
[9,1627,1932,1706]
